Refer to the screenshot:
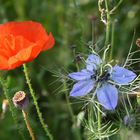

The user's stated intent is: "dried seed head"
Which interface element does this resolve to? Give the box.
[12,91,29,110]
[136,38,140,47]
[2,99,9,113]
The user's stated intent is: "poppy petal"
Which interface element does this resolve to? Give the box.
[97,83,118,110]
[0,21,55,70]
[43,33,55,50]
[0,56,8,70]
[0,21,48,45]
[111,66,136,85]
[70,79,95,97]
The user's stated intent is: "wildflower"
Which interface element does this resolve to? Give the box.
[12,91,29,110]
[0,21,55,70]
[69,54,136,110]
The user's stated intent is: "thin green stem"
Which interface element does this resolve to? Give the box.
[122,94,129,116]
[110,0,123,14]
[63,80,81,140]
[109,20,115,60]
[72,49,80,71]
[63,81,75,122]
[23,64,53,140]
[105,0,111,47]
[97,103,102,140]
[0,76,25,140]
[126,94,133,110]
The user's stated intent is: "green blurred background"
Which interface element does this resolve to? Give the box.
[0,0,140,140]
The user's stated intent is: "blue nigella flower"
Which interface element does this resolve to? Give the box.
[69,54,136,110]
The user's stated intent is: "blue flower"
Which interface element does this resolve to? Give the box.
[69,54,136,110]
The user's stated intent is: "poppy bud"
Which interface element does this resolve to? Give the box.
[1,99,9,119]
[12,91,29,110]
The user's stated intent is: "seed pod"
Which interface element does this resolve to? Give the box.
[136,38,140,47]
[12,91,29,110]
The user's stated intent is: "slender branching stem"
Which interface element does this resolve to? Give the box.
[105,0,111,47]
[97,103,102,140]
[63,81,75,122]
[23,64,53,140]
[110,0,123,14]
[22,110,35,140]
[109,20,115,60]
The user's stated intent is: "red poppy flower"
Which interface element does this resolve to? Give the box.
[0,21,55,70]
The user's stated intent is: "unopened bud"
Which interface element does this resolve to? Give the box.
[2,99,9,113]
[74,53,82,62]
[123,115,136,128]
[12,91,29,110]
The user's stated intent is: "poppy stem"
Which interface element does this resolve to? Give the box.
[23,64,53,140]
[0,76,25,140]
[22,110,35,140]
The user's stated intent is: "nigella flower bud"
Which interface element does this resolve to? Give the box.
[12,91,29,110]
[2,99,9,113]
[74,53,82,62]
[123,115,136,128]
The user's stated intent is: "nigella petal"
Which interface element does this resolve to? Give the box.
[68,69,94,81]
[110,66,136,85]
[70,79,95,97]
[86,54,102,72]
[97,83,118,110]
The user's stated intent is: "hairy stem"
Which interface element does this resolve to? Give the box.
[0,76,25,140]
[23,64,53,140]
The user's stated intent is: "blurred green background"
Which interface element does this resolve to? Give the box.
[0,0,140,140]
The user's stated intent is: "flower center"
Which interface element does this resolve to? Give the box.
[98,71,110,82]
